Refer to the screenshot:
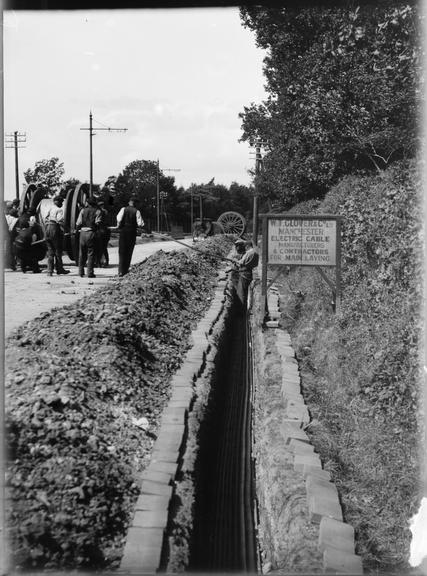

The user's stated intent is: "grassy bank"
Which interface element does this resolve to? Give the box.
[275,160,424,572]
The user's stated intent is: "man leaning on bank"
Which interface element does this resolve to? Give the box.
[232,239,259,311]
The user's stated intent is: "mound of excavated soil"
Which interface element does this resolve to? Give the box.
[5,238,232,570]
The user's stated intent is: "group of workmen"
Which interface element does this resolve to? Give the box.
[3,194,144,278]
[4,193,259,310]
[4,198,44,273]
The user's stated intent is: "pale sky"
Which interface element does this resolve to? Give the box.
[3,8,267,200]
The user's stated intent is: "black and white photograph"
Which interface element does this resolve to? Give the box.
[2,1,426,574]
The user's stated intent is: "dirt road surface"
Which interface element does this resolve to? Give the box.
[4,239,191,338]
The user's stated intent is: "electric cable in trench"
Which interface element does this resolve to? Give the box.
[189,305,258,572]
[155,231,258,569]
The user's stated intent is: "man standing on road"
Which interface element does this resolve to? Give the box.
[44,195,70,276]
[4,201,18,270]
[95,199,110,268]
[75,197,101,278]
[116,195,144,277]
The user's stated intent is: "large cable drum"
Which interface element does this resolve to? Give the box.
[63,183,90,261]
[18,184,48,261]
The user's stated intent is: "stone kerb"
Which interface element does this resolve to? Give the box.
[120,273,230,572]
[263,282,363,574]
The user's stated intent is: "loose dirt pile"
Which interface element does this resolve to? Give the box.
[5,237,232,570]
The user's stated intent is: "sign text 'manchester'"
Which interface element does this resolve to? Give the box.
[268,218,337,266]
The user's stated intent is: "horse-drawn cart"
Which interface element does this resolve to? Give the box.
[192,211,246,241]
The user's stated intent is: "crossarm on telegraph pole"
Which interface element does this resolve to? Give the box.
[5,131,26,200]
[80,111,127,198]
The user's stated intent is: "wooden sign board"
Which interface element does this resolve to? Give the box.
[267,217,337,266]
[261,213,342,315]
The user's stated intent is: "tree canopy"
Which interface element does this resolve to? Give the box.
[113,160,178,229]
[23,157,65,195]
[239,2,422,208]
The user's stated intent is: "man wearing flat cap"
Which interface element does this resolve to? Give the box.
[44,195,70,275]
[75,197,101,278]
[116,195,144,277]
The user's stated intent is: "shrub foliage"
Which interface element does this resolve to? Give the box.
[278,160,423,571]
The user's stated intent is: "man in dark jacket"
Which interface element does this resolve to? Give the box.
[16,207,36,231]
[75,197,101,278]
[13,223,43,273]
[116,195,144,276]
[94,199,110,268]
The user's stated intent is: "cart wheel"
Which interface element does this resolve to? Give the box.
[216,211,246,237]
[63,187,76,260]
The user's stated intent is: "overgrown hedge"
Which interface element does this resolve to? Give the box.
[5,237,232,570]
[278,159,424,572]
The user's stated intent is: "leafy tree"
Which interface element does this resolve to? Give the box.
[113,160,177,231]
[23,157,65,195]
[187,182,222,221]
[239,2,422,208]
[228,182,255,220]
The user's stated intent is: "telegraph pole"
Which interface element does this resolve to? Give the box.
[156,159,160,233]
[5,131,26,200]
[80,111,127,198]
[156,160,181,233]
[190,190,194,232]
[252,138,263,246]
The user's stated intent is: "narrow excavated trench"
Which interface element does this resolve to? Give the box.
[188,307,258,572]
[160,279,352,575]
[120,276,362,574]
